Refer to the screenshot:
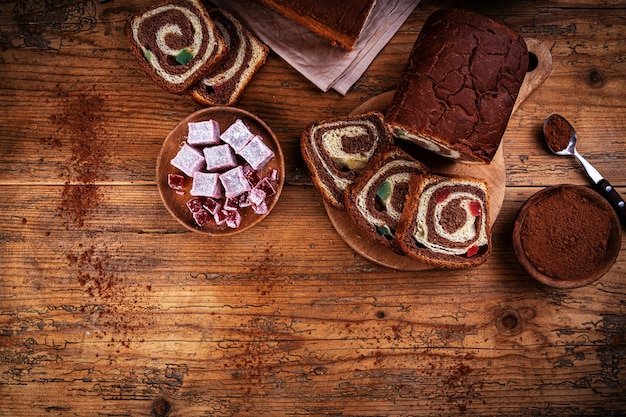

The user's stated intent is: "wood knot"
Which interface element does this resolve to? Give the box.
[313,366,328,375]
[587,69,605,88]
[152,397,171,417]
[496,309,522,335]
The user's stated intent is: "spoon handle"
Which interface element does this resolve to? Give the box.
[596,179,626,224]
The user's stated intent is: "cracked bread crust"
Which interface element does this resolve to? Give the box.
[386,8,529,164]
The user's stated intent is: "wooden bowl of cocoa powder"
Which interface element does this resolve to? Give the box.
[513,185,621,289]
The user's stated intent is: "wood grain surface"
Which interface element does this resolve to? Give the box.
[1,1,625,416]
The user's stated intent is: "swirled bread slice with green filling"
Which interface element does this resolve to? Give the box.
[396,173,491,268]
[190,8,269,106]
[126,0,228,94]
[344,144,427,252]
[300,112,393,210]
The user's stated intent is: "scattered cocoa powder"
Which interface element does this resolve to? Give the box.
[52,93,108,228]
[66,244,152,349]
[58,183,100,228]
[520,187,612,280]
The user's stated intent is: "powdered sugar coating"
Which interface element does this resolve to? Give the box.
[220,118,253,151]
[203,143,237,172]
[220,165,252,198]
[171,143,205,177]
[239,135,275,170]
[190,172,223,198]
[187,119,221,146]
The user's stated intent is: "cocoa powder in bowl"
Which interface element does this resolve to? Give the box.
[513,185,621,288]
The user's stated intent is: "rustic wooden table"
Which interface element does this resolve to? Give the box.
[1,1,625,416]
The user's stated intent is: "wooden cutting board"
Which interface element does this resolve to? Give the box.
[325,38,553,271]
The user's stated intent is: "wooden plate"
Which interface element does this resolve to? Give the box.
[156,107,285,236]
[325,38,552,270]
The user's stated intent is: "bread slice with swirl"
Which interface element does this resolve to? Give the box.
[126,0,228,94]
[190,9,269,106]
[300,112,393,210]
[396,173,491,268]
[344,144,427,252]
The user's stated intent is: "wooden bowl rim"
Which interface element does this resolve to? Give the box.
[512,184,622,288]
[156,106,285,236]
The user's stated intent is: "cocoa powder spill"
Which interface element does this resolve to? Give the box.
[52,94,108,228]
[520,188,612,280]
[66,244,152,349]
[51,93,146,349]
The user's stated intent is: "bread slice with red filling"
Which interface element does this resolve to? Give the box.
[396,173,491,268]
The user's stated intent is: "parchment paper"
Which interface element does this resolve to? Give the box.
[209,0,421,95]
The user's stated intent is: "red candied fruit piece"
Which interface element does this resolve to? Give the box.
[256,177,276,197]
[252,201,268,215]
[436,187,450,203]
[225,210,242,229]
[193,209,211,227]
[238,192,252,208]
[224,197,240,211]
[186,197,204,213]
[202,198,221,215]
[168,173,185,191]
[466,245,479,257]
[242,164,261,186]
[469,201,482,216]
[214,209,228,225]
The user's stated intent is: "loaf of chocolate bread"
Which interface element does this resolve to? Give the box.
[252,0,376,50]
[386,9,529,164]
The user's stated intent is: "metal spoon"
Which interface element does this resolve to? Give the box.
[543,113,626,223]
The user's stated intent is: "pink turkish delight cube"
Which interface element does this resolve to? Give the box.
[220,119,253,152]
[168,173,185,191]
[225,210,242,229]
[187,119,220,146]
[238,135,275,170]
[193,209,211,227]
[255,177,277,198]
[248,187,266,206]
[203,143,237,172]
[190,172,223,198]
[171,143,205,177]
[220,165,251,198]
[202,197,222,215]
[186,197,204,213]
